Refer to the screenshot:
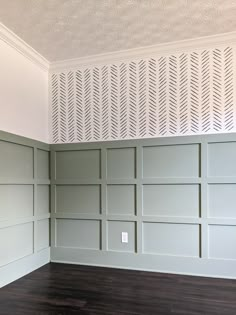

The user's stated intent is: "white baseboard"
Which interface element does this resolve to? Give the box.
[0,247,50,288]
[51,247,236,280]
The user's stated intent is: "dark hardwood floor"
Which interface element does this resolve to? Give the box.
[0,263,236,314]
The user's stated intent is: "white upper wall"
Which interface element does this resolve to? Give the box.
[0,39,49,143]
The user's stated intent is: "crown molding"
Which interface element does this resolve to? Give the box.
[0,23,49,72]
[50,31,236,72]
[1,21,236,74]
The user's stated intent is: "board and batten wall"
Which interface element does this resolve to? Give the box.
[51,132,236,279]
[0,131,50,287]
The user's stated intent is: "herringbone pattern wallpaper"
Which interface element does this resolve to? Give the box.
[51,46,235,143]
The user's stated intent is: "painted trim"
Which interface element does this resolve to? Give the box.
[0,130,50,150]
[0,248,50,288]
[50,132,236,150]
[1,20,236,76]
[0,23,49,72]
[51,248,236,280]
[50,31,236,72]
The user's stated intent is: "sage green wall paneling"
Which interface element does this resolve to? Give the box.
[107,185,136,215]
[0,185,33,219]
[51,133,236,279]
[142,184,200,217]
[107,148,136,179]
[0,131,50,288]
[209,225,236,259]
[56,219,100,249]
[56,185,101,214]
[0,222,33,267]
[208,142,236,177]
[0,140,33,179]
[108,221,136,253]
[37,219,50,251]
[56,150,101,179]
[37,149,50,179]
[143,222,200,257]
[143,144,200,178]
[208,184,236,218]
[37,185,50,216]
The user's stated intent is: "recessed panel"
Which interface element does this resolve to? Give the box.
[56,150,101,179]
[56,219,100,250]
[143,222,199,257]
[37,149,50,179]
[143,185,199,217]
[37,219,49,251]
[209,184,236,218]
[0,222,33,267]
[37,185,50,216]
[209,225,236,259]
[107,148,136,179]
[107,185,136,215]
[108,221,135,253]
[56,185,100,214]
[0,185,33,220]
[0,141,33,179]
[208,142,236,177]
[143,144,199,178]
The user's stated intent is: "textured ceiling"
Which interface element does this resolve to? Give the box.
[0,0,236,62]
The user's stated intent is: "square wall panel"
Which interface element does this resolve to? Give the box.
[208,184,236,218]
[208,142,236,177]
[56,185,101,214]
[107,148,136,179]
[0,222,33,267]
[0,185,33,220]
[143,184,199,217]
[0,141,33,179]
[56,219,100,250]
[56,150,101,179]
[107,185,136,215]
[108,221,136,253]
[37,219,49,251]
[143,144,200,178]
[143,222,200,257]
[37,149,50,180]
[37,185,50,216]
[209,225,236,259]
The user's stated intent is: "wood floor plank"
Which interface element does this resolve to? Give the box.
[0,263,236,314]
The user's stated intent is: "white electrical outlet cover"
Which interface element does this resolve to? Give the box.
[121,232,128,243]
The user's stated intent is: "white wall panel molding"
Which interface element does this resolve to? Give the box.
[49,40,236,144]
[0,23,49,72]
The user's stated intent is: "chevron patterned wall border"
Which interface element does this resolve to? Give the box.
[50,45,236,143]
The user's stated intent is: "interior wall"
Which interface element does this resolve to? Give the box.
[49,44,236,144]
[0,131,50,288]
[51,133,236,279]
[48,38,236,279]
[0,40,49,143]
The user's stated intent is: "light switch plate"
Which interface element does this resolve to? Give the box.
[121,232,128,243]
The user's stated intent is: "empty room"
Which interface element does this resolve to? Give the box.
[1,1,236,314]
